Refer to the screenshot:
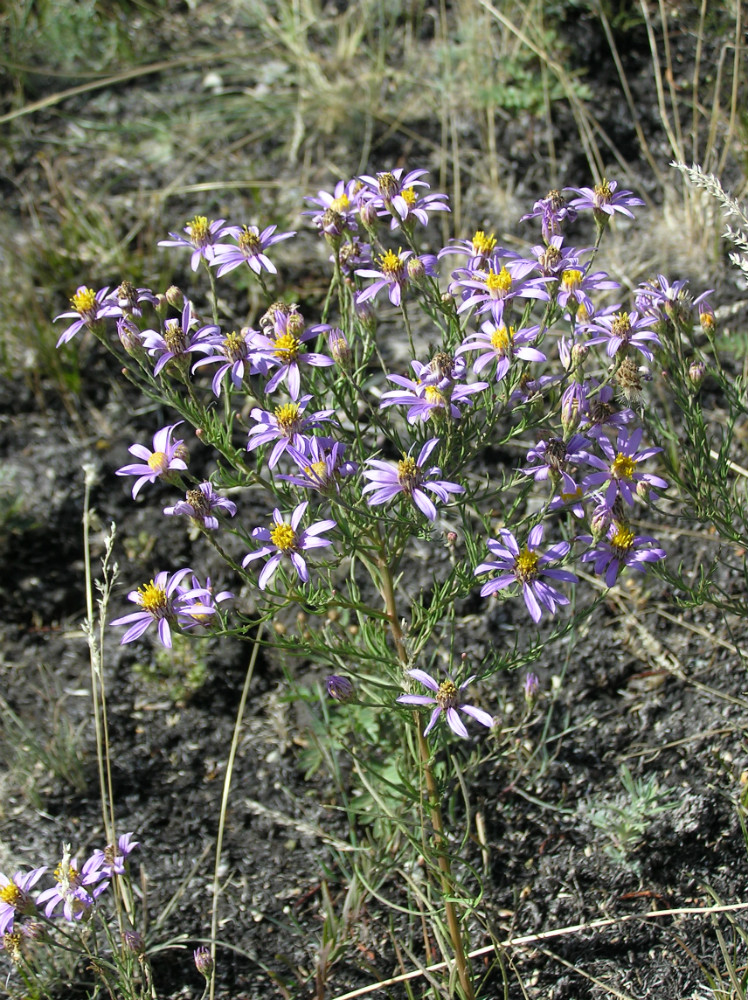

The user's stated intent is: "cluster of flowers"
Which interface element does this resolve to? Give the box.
[0,834,138,961]
[54,168,715,738]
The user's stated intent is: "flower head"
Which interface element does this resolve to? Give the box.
[362,438,464,521]
[579,520,666,586]
[141,300,218,376]
[194,946,214,978]
[164,482,237,529]
[397,669,494,738]
[326,675,355,702]
[242,502,336,590]
[564,179,644,224]
[582,426,667,507]
[247,395,334,468]
[277,437,357,493]
[110,569,221,648]
[520,189,577,242]
[475,524,577,623]
[158,215,231,271]
[89,833,139,877]
[116,423,188,498]
[211,223,296,276]
[456,320,545,382]
[0,868,46,934]
[36,849,108,921]
[55,285,120,346]
[356,248,435,307]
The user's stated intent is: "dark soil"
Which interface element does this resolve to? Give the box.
[2,3,748,998]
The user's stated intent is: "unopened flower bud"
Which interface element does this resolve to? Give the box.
[590,502,613,541]
[571,342,589,369]
[123,929,146,955]
[699,302,715,333]
[326,675,354,702]
[173,443,190,466]
[286,307,304,336]
[194,947,214,979]
[118,317,142,353]
[636,479,652,501]
[327,327,352,368]
[359,199,378,228]
[407,257,426,283]
[688,360,705,390]
[165,286,183,309]
[524,672,540,704]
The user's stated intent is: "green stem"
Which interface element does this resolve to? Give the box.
[378,559,474,1000]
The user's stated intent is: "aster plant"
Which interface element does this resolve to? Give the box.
[45,161,721,1000]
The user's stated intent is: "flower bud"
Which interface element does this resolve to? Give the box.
[117,317,142,353]
[406,256,426,283]
[359,199,378,228]
[590,502,613,541]
[327,327,352,368]
[123,929,146,955]
[688,359,705,390]
[165,286,184,309]
[326,675,354,702]
[524,672,540,704]
[699,302,716,333]
[194,946,214,979]
[173,443,190,466]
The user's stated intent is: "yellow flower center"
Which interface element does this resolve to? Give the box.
[238,226,260,253]
[187,215,210,245]
[378,249,405,278]
[164,320,187,354]
[0,884,21,906]
[490,325,514,354]
[377,172,398,198]
[486,266,512,295]
[147,451,169,474]
[304,460,328,485]
[330,193,350,213]
[611,312,632,339]
[700,311,715,332]
[472,230,497,256]
[136,582,168,615]
[560,486,584,504]
[53,863,80,887]
[514,546,539,582]
[611,453,636,480]
[610,523,635,554]
[424,385,445,406]
[274,402,301,435]
[594,179,613,206]
[436,679,458,709]
[270,522,296,551]
[223,331,245,361]
[561,269,583,292]
[70,287,97,316]
[397,455,420,493]
[273,332,301,362]
[401,186,417,206]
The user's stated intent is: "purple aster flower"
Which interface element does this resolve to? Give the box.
[247,395,334,468]
[579,521,666,586]
[163,482,237,529]
[194,946,214,978]
[36,851,108,921]
[635,274,713,333]
[211,223,295,276]
[276,437,357,493]
[451,256,551,325]
[555,266,620,316]
[55,285,120,346]
[581,308,661,362]
[112,280,159,317]
[582,426,668,507]
[475,524,577,623]
[380,363,487,423]
[356,248,435,307]
[141,300,218,376]
[456,320,545,382]
[524,672,540,703]
[564,179,644,224]
[523,434,591,495]
[158,215,231,271]
[438,229,506,270]
[396,669,494,739]
[578,383,636,439]
[305,180,361,238]
[0,868,46,935]
[251,311,334,399]
[242,501,336,591]
[528,235,590,279]
[110,568,219,648]
[520,189,578,242]
[88,833,139,877]
[547,486,588,520]
[191,327,265,395]
[116,423,188,498]
[362,437,464,522]
[357,168,447,229]
[336,236,372,278]
[326,675,355,702]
